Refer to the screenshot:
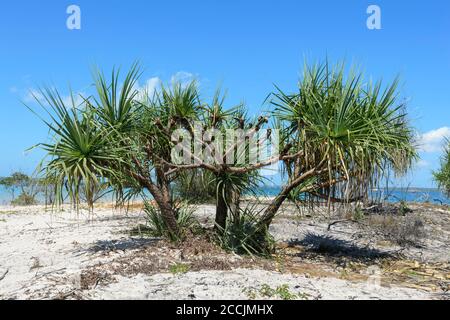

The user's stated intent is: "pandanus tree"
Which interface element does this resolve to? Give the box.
[165,92,292,232]
[259,62,417,228]
[196,97,271,231]
[166,62,417,237]
[30,64,201,237]
[433,139,450,197]
[30,61,417,251]
[30,85,128,209]
[123,80,202,236]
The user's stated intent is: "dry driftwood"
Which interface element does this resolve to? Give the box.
[0,268,9,281]
[327,219,361,231]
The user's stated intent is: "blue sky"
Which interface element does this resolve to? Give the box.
[0,0,449,188]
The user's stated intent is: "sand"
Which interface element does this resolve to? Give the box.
[0,204,448,300]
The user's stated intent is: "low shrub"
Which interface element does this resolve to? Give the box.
[141,200,200,241]
[399,200,413,216]
[169,263,190,275]
[173,170,216,204]
[11,193,38,206]
[244,284,304,300]
[352,207,365,221]
[216,204,275,256]
[369,215,426,247]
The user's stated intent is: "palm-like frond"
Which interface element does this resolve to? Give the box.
[433,138,450,197]
[159,80,200,120]
[31,87,126,208]
[92,62,142,133]
[271,61,417,201]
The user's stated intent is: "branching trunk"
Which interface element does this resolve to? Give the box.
[155,167,180,236]
[148,185,180,236]
[215,183,228,232]
[259,168,334,228]
[215,193,228,232]
[259,186,292,228]
[130,169,180,236]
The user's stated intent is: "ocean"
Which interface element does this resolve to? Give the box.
[1,185,449,206]
[256,186,450,205]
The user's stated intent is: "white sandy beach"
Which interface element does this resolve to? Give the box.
[0,204,448,300]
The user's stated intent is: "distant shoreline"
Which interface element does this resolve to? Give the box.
[1,186,449,206]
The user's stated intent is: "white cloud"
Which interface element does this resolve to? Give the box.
[416,159,430,168]
[134,72,197,100]
[23,88,45,103]
[170,71,195,86]
[62,92,86,107]
[417,127,450,153]
[22,88,85,108]
[134,77,161,100]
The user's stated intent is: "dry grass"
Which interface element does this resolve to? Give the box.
[367,215,427,247]
[93,202,146,210]
[79,233,275,290]
[380,260,450,293]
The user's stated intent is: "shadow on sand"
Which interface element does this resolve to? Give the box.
[85,238,159,253]
[288,232,391,261]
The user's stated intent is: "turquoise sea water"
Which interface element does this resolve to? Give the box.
[254,186,450,205]
[1,185,449,206]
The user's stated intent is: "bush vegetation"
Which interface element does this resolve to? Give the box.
[173,170,216,204]
[368,215,426,247]
[0,172,45,206]
[216,203,275,256]
[244,284,305,300]
[28,60,417,254]
[142,201,199,241]
[433,139,450,197]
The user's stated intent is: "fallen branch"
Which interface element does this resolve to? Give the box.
[327,219,360,231]
[310,192,363,204]
[0,268,9,281]
[33,267,66,280]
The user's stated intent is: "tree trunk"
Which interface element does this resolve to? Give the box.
[151,188,180,236]
[136,171,179,237]
[259,191,290,228]
[259,168,318,228]
[215,184,228,232]
[128,167,180,237]
[153,168,180,237]
[260,169,341,229]
[231,190,241,220]
[159,198,180,235]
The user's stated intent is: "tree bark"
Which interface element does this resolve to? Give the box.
[130,169,180,236]
[155,168,180,237]
[260,171,342,229]
[215,183,228,232]
[259,188,291,228]
[259,168,318,228]
[149,186,180,236]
